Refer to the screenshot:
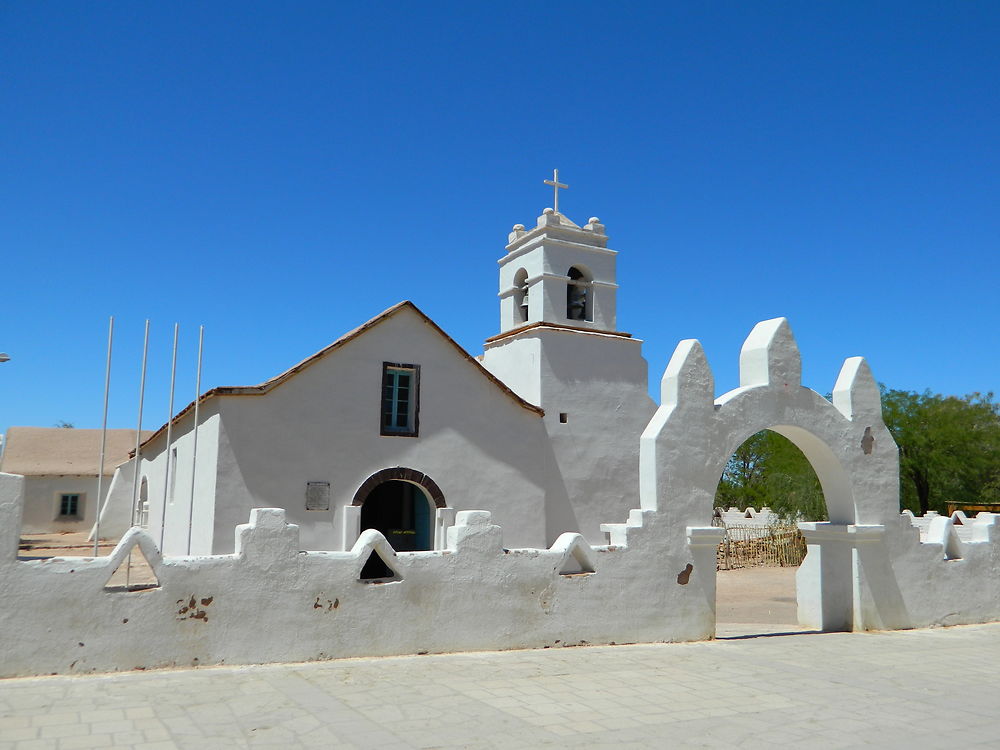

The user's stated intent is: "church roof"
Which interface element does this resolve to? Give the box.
[138,301,544,452]
[0,427,152,476]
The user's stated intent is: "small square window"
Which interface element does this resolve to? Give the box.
[559,413,569,424]
[380,362,420,437]
[59,493,82,519]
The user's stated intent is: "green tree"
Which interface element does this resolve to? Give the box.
[765,434,827,521]
[715,431,770,511]
[715,430,827,521]
[880,388,1000,515]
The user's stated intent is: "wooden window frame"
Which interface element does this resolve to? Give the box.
[380,362,420,437]
[58,493,83,519]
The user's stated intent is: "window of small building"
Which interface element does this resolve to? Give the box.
[59,493,82,519]
[381,362,420,437]
[566,266,592,322]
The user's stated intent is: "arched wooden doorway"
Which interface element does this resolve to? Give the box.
[352,468,445,578]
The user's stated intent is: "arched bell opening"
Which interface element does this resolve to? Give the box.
[513,268,529,324]
[566,265,593,322]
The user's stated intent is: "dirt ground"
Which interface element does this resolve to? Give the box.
[19,531,159,588]
[715,565,809,638]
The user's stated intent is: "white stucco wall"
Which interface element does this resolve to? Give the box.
[479,337,542,405]
[139,408,220,556]
[19,475,103,533]
[852,511,1000,630]
[484,327,656,544]
[0,481,722,679]
[190,306,553,554]
[92,461,136,541]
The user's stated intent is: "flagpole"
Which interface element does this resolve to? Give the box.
[128,320,150,588]
[159,323,179,550]
[130,320,150,527]
[92,316,114,556]
[186,325,204,555]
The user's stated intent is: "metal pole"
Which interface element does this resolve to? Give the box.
[158,323,179,550]
[128,320,150,589]
[130,320,150,527]
[186,325,204,555]
[92,316,114,556]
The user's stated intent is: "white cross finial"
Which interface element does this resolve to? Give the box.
[543,169,568,214]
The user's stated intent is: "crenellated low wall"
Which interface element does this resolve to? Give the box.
[0,474,722,678]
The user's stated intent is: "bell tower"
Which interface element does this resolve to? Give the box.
[481,175,656,546]
[497,208,619,335]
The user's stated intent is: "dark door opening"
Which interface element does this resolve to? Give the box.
[359,480,433,579]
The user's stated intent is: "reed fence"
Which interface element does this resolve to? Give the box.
[713,521,806,570]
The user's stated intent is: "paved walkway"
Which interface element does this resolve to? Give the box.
[2,623,1000,749]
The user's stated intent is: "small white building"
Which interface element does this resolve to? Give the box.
[0,427,148,533]
[124,207,656,556]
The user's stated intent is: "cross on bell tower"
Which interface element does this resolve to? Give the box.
[543,169,568,214]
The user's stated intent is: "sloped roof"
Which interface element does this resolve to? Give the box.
[140,301,543,451]
[0,427,152,476]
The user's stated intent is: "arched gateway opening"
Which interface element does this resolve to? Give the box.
[714,429,827,637]
[352,468,445,579]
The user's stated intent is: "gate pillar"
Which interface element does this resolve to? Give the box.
[798,522,885,631]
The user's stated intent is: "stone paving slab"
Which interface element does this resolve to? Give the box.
[2,623,1000,748]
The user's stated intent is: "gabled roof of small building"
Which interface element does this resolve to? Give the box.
[139,301,544,451]
[0,427,152,476]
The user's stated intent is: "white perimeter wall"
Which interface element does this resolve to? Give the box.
[0,474,721,679]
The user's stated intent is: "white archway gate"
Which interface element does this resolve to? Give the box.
[639,318,899,632]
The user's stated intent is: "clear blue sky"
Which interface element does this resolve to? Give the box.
[2,1,998,435]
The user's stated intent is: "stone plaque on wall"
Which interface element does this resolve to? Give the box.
[305,481,331,511]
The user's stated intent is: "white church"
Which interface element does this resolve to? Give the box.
[7,177,1000,678]
[103,196,657,556]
